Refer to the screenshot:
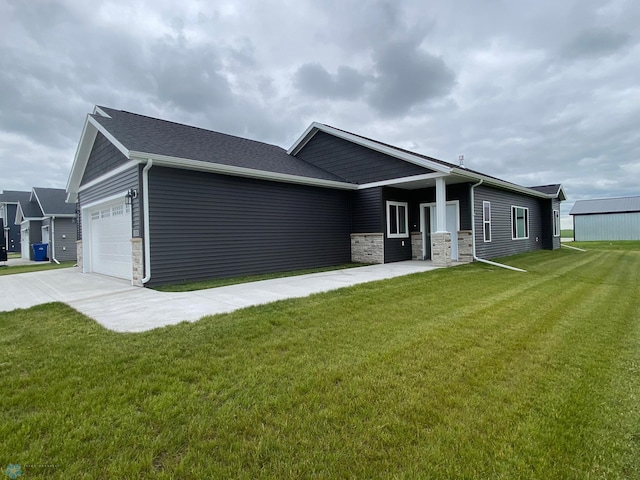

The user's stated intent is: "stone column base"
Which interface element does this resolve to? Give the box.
[76,240,83,270]
[411,232,423,260]
[457,230,473,263]
[431,232,452,267]
[131,238,144,287]
[351,233,384,264]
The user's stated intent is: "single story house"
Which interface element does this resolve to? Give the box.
[570,196,640,241]
[15,187,77,261]
[66,106,566,287]
[0,190,31,253]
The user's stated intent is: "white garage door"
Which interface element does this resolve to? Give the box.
[86,200,132,280]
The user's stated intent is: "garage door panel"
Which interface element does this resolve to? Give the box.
[87,200,132,280]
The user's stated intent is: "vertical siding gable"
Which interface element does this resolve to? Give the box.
[146,167,352,286]
[295,131,434,184]
[81,132,129,186]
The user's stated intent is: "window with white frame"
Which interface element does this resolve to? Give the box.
[511,206,529,239]
[482,201,491,242]
[386,201,408,238]
[553,209,560,237]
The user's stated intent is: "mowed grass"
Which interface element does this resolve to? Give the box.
[1,244,639,479]
[0,261,75,276]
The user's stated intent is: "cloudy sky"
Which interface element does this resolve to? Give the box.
[1,0,639,226]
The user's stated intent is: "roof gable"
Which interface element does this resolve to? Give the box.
[32,187,76,216]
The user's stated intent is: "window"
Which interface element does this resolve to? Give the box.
[387,201,408,238]
[482,201,491,242]
[511,206,529,239]
[553,209,560,237]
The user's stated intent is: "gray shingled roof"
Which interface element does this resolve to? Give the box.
[19,197,43,219]
[570,196,640,215]
[0,190,31,204]
[33,187,76,215]
[529,184,562,195]
[93,107,348,183]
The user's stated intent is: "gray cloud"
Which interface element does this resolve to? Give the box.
[367,38,456,117]
[561,27,632,59]
[294,63,369,99]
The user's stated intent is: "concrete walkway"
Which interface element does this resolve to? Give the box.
[0,262,441,332]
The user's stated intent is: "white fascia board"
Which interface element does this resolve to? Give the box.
[450,167,555,199]
[288,123,451,174]
[93,106,111,118]
[286,122,322,155]
[66,115,131,202]
[14,204,24,225]
[357,172,448,190]
[77,161,140,193]
[31,188,45,216]
[128,152,358,190]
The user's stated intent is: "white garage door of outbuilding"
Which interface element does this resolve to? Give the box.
[84,199,132,280]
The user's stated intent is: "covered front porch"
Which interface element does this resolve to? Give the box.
[351,174,475,267]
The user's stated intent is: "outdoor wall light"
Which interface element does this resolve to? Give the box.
[125,188,139,205]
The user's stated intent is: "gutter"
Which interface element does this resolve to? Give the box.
[50,216,60,264]
[470,178,527,273]
[141,159,153,284]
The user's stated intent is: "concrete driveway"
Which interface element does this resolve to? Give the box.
[0,262,441,332]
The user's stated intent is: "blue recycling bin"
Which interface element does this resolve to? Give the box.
[32,243,48,262]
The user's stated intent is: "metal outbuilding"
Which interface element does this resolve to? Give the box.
[570,196,640,241]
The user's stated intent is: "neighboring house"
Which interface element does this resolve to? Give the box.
[0,190,31,252]
[66,106,566,287]
[570,196,640,241]
[15,188,77,261]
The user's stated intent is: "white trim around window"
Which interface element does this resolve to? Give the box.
[386,201,409,238]
[511,205,529,240]
[553,209,560,237]
[482,201,491,242]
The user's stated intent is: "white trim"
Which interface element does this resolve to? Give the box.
[482,201,492,243]
[420,200,460,261]
[511,205,530,240]
[93,106,111,118]
[128,152,358,191]
[553,209,560,237]
[287,123,452,174]
[77,161,140,193]
[358,172,448,190]
[81,191,129,210]
[87,115,129,158]
[141,159,153,284]
[386,201,409,238]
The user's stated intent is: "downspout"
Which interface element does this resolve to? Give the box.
[470,179,527,273]
[141,159,153,284]
[50,216,60,264]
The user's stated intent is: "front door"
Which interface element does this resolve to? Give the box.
[421,202,459,261]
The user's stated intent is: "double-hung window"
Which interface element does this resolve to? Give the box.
[387,201,408,238]
[511,206,529,239]
[553,209,560,237]
[482,201,491,242]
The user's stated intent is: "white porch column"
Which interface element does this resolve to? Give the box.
[435,176,447,232]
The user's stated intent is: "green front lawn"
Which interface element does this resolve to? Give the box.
[1,244,639,479]
[0,261,75,276]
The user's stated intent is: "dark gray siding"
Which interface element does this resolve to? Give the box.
[50,218,77,262]
[4,204,20,251]
[474,186,544,259]
[77,167,140,240]
[81,132,130,185]
[146,167,352,286]
[295,131,433,184]
[383,187,412,262]
[539,198,561,250]
[352,187,383,232]
[552,198,561,250]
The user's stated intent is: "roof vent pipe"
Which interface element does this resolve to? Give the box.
[459,154,466,168]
